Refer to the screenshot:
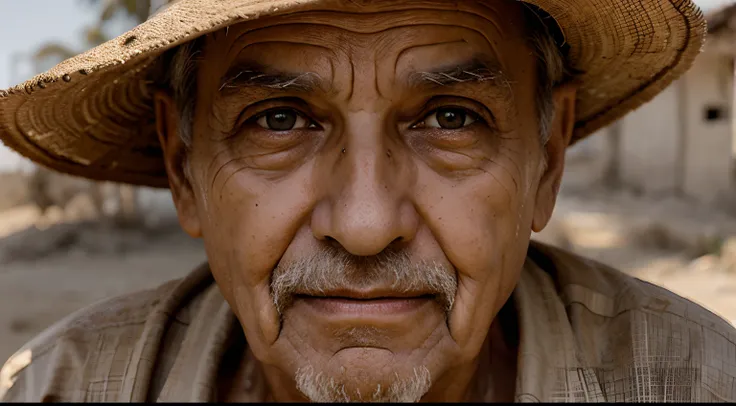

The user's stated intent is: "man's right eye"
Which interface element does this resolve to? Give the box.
[255,108,315,131]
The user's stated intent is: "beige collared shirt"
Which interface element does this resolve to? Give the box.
[2,241,736,402]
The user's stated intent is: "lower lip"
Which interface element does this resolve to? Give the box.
[298,295,434,315]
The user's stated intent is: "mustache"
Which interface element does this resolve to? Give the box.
[270,246,458,315]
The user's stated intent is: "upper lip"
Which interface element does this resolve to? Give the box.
[296,288,434,300]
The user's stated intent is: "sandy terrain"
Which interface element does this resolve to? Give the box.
[537,191,736,325]
[2,189,736,364]
[0,207,206,362]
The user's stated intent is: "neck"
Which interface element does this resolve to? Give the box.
[222,301,519,402]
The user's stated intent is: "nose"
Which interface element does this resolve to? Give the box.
[311,115,419,256]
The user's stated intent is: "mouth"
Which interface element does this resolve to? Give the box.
[294,290,437,316]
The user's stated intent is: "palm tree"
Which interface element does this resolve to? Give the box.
[30,0,154,226]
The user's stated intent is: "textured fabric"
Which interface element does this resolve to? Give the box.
[2,241,735,402]
[0,0,706,188]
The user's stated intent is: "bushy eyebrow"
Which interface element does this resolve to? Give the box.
[219,62,324,95]
[218,57,512,102]
[407,56,513,101]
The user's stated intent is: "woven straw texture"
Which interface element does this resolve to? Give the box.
[0,0,707,188]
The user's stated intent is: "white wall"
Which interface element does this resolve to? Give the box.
[563,128,614,191]
[681,52,735,203]
[619,84,681,194]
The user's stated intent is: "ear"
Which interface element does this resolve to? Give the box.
[531,83,576,233]
[154,91,202,238]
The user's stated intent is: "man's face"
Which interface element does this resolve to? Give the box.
[156,0,575,401]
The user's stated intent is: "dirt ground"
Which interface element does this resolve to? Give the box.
[2,190,736,364]
[0,205,206,362]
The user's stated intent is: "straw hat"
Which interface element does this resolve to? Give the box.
[0,0,706,188]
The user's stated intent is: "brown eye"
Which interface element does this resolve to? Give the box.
[256,108,311,131]
[418,107,477,130]
[437,108,466,129]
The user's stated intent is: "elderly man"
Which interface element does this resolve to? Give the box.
[0,0,733,402]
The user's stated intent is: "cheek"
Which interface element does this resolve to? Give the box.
[420,174,530,283]
[419,143,536,275]
[416,146,537,349]
[192,153,316,337]
[201,173,312,275]
[195,145,311,258]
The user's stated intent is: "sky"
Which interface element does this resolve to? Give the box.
[0,0,733,171]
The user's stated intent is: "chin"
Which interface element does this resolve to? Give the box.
[295,360,432,403]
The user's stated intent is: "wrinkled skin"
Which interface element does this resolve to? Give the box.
[154,0,576,402]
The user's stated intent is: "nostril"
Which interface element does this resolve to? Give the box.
[323,235,403,250]
[324,236,341,248]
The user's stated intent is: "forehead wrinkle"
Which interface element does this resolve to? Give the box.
[220,4,516,47]
[390,39,466,77]
[373,54,383,100]
[220,9,518,73]
[468,2,506,39]
[377,21,514,75]
[228,38,334,59]
[210,5,527,104]
[346,59,355,100]
[392,21,525,109]
[238,5,510,35]
[227,25,348,54]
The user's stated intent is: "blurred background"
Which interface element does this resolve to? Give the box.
[0,0,734,363]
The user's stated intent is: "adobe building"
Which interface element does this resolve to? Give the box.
[566,3,736,205]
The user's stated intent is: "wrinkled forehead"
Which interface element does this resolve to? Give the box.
[199,0,531,81]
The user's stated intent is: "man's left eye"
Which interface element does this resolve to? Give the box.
[256,108,314,131]
[417,107,478,130]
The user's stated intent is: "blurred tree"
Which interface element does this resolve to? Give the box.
[33,0,152,70]
[30,0,153,227]
[602,120,623,190]
[96,0,152,26]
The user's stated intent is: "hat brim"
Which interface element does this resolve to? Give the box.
[0,0,706,188]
